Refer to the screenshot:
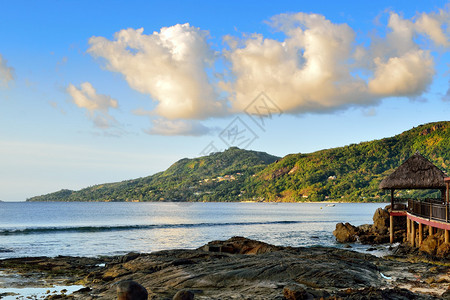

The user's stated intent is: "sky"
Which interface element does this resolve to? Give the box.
[0,0,449,201]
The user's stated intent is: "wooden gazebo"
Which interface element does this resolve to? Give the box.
[380,152,450,245]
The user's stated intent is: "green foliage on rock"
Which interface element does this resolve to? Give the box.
[28,121,450,203]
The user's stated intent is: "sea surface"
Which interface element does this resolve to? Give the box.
[0,202,387,259]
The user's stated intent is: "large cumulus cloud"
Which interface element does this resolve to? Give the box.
[86,7,449,135]
[88,24,226,120]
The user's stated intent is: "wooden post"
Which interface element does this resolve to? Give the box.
[389,215,394,243]
[429,225,433,236]
[445,230,449,244]
[406,218,410,243]
[418,223,423,246]
[411,221,416,247]
[390,189,394,209]
[445,181,450,223]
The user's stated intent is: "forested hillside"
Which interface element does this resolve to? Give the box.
[28,121,450,202]
[245,121,450,202]
[28,147,280,202]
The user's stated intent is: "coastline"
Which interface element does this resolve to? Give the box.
[1,237,448,299]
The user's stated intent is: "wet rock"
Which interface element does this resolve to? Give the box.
[117,280,148,300]
[333,222,358,243]
[335,286,437,300]
[1,237,448,300]
[198,236,281,254]
[120,252,140,263]
[283,285,308,300]
[173,290,194,300]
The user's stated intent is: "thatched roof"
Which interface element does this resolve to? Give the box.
[379,152,447,190]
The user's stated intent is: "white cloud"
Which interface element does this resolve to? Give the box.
[67,82,118,129]
[368,50,434,96]
[222,13,374,114]
[223,10,444,115]
[88,24,226,120]
[86,7,448,136]
[443,81,450,102]
[0,54,14,88]
[415,10,450,47]
[145,119,214,136]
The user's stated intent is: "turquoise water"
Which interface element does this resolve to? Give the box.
[0,202,386,258]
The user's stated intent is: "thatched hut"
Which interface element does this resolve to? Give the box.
[380,151,446,192]
[379,152,449,245]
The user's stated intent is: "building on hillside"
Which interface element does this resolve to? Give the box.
[379,152,450,246]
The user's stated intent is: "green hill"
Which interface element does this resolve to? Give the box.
[246,121,450,202]
[27,147,280,202]
[28,121,450,202]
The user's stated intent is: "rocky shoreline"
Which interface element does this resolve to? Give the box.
[0,236,449,299]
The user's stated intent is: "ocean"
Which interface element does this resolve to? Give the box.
[0,202,387,259]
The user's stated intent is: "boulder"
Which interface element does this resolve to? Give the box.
[419,235,440,256]
[372,208,390,234]
[333,223,358,243]
[198,236,281,254]
[436,243,450,259]
[117,280,148,300]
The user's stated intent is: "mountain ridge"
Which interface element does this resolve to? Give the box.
[28,121,450,202]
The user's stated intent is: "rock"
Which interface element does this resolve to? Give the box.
[173,290,194,300]
[357,224,372,234]
[117,280,148,300]
[120,252,140,263]
[373,234,390,244]
[420,235,440,256]
[1,237,448,299]
[198,236,281,254]
[333,222,358,243]
[283,285,308,300]
[372,207,390,234]
[436,243,450,258]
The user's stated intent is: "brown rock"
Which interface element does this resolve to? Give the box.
[372,208,390,234]
[117,280,148,300]
[173,290,194,300]
[333,222,358,243]
[436,243,450,258]
[283,285,308,300]
[419,235,440,256]
[198,236,281,254]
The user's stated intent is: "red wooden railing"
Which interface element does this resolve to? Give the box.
[407,198,449,223]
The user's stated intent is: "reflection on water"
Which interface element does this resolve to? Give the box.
[0,271,84,299]
[0,202,386,258]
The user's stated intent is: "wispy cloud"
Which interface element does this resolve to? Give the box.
[67,82,119,129]
[443,80,450,102]
[0,54,14,88]
[145,119,216,136]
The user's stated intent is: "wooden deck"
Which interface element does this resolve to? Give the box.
[407,198,449,223]
[390,198,450,245]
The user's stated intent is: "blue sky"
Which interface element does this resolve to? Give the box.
[0,0,449,201]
